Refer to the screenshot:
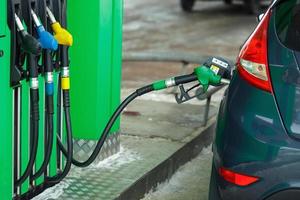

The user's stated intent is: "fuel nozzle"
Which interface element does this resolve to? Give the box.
[46,7,73,46]
[15,13,42,55]
[175,57,232,104]
[194,57,231,91]
[135,57,232,103]
[152,57,231,91]
[31,9,58,51]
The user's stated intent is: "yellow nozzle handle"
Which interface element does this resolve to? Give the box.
[52,22,73,46]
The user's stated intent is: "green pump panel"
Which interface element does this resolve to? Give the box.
[0,39,13,200]
[1,0,123,198]
[68,0,123,140]
[0,0,5,35]
[0,3,13,199]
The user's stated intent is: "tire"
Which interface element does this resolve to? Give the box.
[223,0,232,5]
[244,0,261,15]
[180,0,196,12]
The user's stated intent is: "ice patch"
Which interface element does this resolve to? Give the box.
[90,146,141,170]
[32,180,71,200]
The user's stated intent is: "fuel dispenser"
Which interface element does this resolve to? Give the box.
[1,0,232,199]
[5,0,68,198]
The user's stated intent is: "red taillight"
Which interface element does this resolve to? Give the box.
[237,9,272,93]
[219,167,259,186]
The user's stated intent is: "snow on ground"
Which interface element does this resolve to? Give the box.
[32,180,72,200]
[32,146,141,200]
[92,146,141,169]
[142,145,213,200]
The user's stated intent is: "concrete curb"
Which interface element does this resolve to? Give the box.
[116,122,216,200]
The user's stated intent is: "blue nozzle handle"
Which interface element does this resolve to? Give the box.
[37,26,58,51]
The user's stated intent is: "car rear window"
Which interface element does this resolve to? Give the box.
[275,0,300,51]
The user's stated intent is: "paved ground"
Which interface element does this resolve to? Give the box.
[33,99,216,200]
[34,1,261,199]
[142,146,213,200]
[122,0,259,106]
[123,0,258,60]
[122,0,261,199]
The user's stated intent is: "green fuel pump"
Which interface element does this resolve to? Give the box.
[7,0,232,198]
[14,0,60,187]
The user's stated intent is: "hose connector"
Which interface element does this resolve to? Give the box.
[45,72,54,96]
[30,77,39,90]
[61,67,70,91]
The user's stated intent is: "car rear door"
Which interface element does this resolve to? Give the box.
[268,0,300,138]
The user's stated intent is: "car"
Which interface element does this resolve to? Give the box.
[180,0,268,14]
[209,0,300,199]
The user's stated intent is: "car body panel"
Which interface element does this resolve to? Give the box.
[268,1,300,139]
[209,0,300,199]
[211,72,300,199]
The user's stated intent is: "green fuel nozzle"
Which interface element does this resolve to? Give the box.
[152,56,231,91]
[152,66,222,92]
[135,57,232,103]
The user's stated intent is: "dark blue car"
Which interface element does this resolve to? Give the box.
[209,0,300,199]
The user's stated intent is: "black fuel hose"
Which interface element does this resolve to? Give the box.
[15,89,40,187]
[57,85,153,167]
[31,76,55,181]
[31,113,54,181]
[30,59,56,182]
[56,73,200,168]
[46,91,73,184]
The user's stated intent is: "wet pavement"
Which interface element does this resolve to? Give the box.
[34,1,260,200]
[33,99,216,200]
[123,0,258,60]
[122,0,260,199]
[122,0,260,106]
[142,146,213,200]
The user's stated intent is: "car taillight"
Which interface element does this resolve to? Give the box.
[237,9,272,93]
[219,167,259,186]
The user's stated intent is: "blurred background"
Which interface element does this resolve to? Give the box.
[122,0,266,92]
[121,0,269,199]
